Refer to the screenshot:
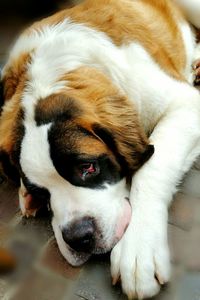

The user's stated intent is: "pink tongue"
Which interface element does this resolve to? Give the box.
[115,199,132,240]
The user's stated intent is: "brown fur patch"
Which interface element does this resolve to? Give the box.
[0,50,30,158]
[0,49,28,176]
[0,64,26,180]
[0,95,22,153]
[35,94,113,157]
[28,0,186,80]
[59,66,150,170]
[35,94,82,125]
[74,133,111,157]
[2,0,183,177]
[2,53,31,101]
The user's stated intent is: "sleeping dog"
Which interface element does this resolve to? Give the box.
[0,0,200,298]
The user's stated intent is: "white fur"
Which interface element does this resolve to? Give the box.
[4,1,200,299]
[12,21,131,262]
[111,83,200,298]
[179,22,196,83]
[3,19,128,101]
[108,23,200,298]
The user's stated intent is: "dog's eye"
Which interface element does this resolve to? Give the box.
[78,162,99,181]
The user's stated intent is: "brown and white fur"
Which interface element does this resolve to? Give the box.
[0,0,200,298]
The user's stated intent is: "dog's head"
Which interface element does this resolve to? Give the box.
[0,67,154,266]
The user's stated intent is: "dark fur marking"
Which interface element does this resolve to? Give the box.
[140,144,155,165]
[92,123,130,176]
[0,109,25,185]
[0,150,20,185]
[93,124,154,173]
[35,95,81,126]
[48,122,122,188]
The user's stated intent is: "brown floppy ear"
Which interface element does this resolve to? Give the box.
[0,60,27,185]
[0,77,16,182]
[0,103,21,185]
[0,85,22,185]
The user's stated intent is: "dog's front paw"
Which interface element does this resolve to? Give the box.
[193,59,200,85]
[111,224,170,299]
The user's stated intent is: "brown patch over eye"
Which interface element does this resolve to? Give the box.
[35,94,82,126]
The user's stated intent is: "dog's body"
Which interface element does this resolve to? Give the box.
[1,0,200,298]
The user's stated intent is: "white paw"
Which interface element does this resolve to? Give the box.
[111,224,170,299]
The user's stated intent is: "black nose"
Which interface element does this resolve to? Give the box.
[62,218,95,253]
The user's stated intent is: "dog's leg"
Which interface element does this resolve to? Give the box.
[19,179,41,217]
[111,84,200,299]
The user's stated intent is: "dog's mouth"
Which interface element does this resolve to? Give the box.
[66,242,114,266]
[52,197,131,267]
[54,225,126,267]
[65,231,121,265]
[67,247,92,266]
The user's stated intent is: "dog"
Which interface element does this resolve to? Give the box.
[0,0,200,298]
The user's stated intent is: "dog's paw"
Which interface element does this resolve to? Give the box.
[193,59,200,85]
[111,224,170,299]
[19,184,41,218]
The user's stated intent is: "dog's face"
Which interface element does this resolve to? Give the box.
[0,68,154,266]
[20,112,132,265]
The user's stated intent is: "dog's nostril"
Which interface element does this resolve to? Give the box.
[62,218,95,253]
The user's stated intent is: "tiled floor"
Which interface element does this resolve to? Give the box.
[0,4,200,300]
